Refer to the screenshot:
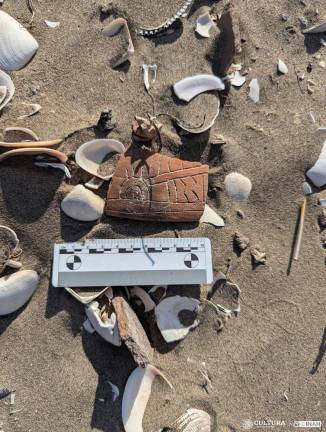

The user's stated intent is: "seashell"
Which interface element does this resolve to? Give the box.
[302,181,312,195]
[0,138,62,149]
[3,126,40,142]
[155,296,200,343]
[0,270,39,316]
[0,225,22,273]
[250,246,266,265]
[85,300,121,346]
[171,408,211,432]
[17,103,41,120]
[249,78,260,103]
[303,21,326,34]
[278,59,288,74]
[306,141,326,187]
[200,204,225,227]
[34,161,71,178]
[130,287,156,312]
[65,286,111,304]
[0,147,67,163]
[0,11,39,71]
[224,172,252,201]
[61,184,104,222]
[122,365,172,432]
[75,139,125,182]
[230,70,246,87]
[173,74,225,102]
[195,12,215,38]
[108,381,120,402]
[102,18,135,68]
[142,64,157,91]
[0,85,6,106]
[0,69,15,111]
[44,20,60,28]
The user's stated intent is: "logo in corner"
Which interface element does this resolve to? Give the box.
[241,419,254,430]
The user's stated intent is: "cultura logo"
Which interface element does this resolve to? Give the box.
[242,419,254,430]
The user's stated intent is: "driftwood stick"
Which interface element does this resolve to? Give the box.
[293,197,307,261]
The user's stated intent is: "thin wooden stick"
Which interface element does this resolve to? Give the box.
[293,197,307,261]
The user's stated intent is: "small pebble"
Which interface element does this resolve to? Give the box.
[319,60,325,68]
[278,59,288,74]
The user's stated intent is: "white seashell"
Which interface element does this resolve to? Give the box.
[230,71,246,87]
[102,18,135,68]
[108,381,119,402]
[225,172,252,201]
[249,78,260,103]
[130,287,156,312]
[0,85,6,106]
[306,141,326,187]
[302,181,312,195]
[44,20,60,28]
[142,64,157,91]
[61,184,104,222]
[3,126,40,142]
[195,12,215,38]
[278,59,288,74]
[171,408,211,432]
[0,270,39,316]
[0,11,39,71]
[200,204,224,227]
[65,286,111,304]
[75,139,125,181]
[85,300,121,346]
[122,365,172,432]
[303,21,326,34]
[18,103,42,120]
[0,70,15,111]
[173,74,225,102]
[155,296,200,343]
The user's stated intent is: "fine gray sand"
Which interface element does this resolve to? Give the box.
[0,0,325,431]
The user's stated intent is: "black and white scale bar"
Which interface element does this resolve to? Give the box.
[52,238,213,288]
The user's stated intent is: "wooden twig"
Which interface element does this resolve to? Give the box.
[293,197,307,261]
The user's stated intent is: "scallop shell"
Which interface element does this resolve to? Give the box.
[224,172,252,201]
[0,11,39,71]
[61,184,104,222]
[85,300,121,346]
[306,141,326,187]
[173,74,225,102]
[155,296,200,343]
[0,69,15,111]
[75,139,125,181]
[171,408,211,432]
[0,270,39,316]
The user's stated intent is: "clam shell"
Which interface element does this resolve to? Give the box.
[61,184,105,222]
[0,69,15,111]
[171,408,211,432]
[75,139,125,181]
[0,11,39,71]
[85,300,121,346]
[155,296,200,343]
[173,74,225,102]
[224,172,252,201]
[0,270,39,316]
[306,141,326,187]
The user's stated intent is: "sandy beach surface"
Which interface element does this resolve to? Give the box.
[0,0,325,431]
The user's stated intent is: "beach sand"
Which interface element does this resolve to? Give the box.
[0,0,325,431]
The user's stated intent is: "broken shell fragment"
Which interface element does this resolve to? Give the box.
[0,225,22,273]
[0,11,39,71]
[303,21,326,34]
[0,138,62,148]
[0,270,39,316]
[122,365,172,432]
[306,141,326,187]
[130,287,156,312]
[196,12,215,38]
[102,18,135,68]
[173,74,225,102]
[0,85,6,106]
[0,147,67,163]
[0,70,15,111]
[200,204,225,227]
[230,70,246,87]
[224,172,252,201]
[44,20,60,28]
[85,300,121,346]
[250,247,266,265]
[171,408,211,432]
[65,286,111,304]
[142,64,157,91]
[278,59,288,74]
[17,103,41,120]
[61,185,104,222]
[249,78,260,103]
[155,296,200,343]
[75,139,125,181]
[3,126,40,142]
